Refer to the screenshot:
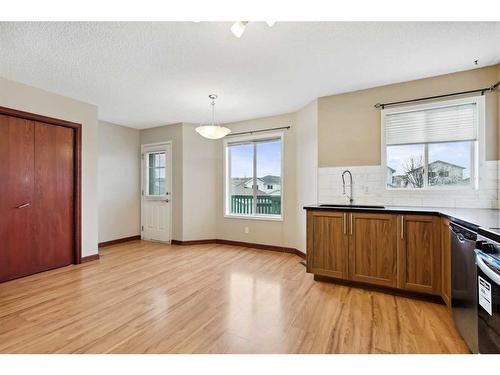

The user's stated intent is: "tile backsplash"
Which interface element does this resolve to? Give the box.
[318,161,499,209]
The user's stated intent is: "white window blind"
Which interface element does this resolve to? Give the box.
[385,102,477,146]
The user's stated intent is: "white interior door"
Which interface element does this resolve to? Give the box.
[141,143,172,243]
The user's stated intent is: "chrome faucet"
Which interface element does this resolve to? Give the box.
[341,170,353,205]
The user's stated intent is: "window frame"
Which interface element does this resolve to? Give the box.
[381,96,484,191]
[223,131,284,221]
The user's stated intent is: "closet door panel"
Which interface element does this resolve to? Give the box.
[34,122,74,269]
[0,115,35,282]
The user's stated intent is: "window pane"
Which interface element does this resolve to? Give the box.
[256,139,281,216]
[147,151,166,196]
[228,143,254,215]
[428,142,471,187]
[386,144,424,188]
[158,153,165,167]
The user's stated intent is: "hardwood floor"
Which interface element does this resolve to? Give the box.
[0,240,469,354]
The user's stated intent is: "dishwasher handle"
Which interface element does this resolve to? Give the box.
[449,224,477,244]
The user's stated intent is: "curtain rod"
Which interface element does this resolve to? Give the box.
[374,80,500,109]
[227,126,291,137]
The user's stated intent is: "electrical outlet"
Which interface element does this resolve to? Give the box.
[244,226,250,234]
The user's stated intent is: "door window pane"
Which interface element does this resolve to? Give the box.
[386,144,425,188]
[256,139,281,215]
[147,152,166,196]
[428,142,471,187]
[228,143,254,215]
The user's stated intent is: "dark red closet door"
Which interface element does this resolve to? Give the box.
[0,115,36,283]
[0,115,75,283]
[34,121,74,270]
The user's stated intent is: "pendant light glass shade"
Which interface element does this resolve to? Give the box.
[195,125,231,139]
[195,94,231,140]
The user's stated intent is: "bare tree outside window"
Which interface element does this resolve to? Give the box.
[402,156,424,188]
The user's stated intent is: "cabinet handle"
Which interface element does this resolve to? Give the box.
[401,216,404,239]
[16,202,30,209]
[350,213,353,235]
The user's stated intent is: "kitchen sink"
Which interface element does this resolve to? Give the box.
[319,204,385,209]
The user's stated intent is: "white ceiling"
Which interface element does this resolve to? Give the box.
[1,22,499,129]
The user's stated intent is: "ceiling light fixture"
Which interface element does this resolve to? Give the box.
[231,21,248,38]
[195,94,231,140]
[266,21,276,27]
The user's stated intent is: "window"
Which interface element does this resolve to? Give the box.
[383,97,481,189]
[145,151,166,196]
[224,133,283,219]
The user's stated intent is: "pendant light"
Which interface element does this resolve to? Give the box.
[195,94,231,140]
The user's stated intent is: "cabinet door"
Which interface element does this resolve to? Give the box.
[399,215,441,295]
[306,210,348,279]
[348,212,398,288]
[441,218,451,308]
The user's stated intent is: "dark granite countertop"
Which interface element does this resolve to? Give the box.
[303,204,500,240]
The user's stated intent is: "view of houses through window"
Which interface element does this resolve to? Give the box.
[386,141,472,189]
[226,136,282,217]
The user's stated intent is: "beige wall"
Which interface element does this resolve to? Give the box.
[215,112,297,248]
[318,64,500,167]
[98,121,140,243]
[295,100,318,252]
[140,123,184,240]
[0,77,99,257]
[181,124,218,241]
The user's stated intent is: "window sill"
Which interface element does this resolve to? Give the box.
[223,214,283,222]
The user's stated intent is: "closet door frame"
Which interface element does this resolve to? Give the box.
[0,106,82,264]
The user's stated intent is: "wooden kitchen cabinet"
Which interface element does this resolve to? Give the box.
[306,209,444,299]
[306,210,349,279]
[398,215,441,295]
[348,212,399,288]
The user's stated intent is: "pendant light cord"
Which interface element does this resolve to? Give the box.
[211,98,216,126]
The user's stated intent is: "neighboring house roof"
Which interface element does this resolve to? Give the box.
[232,177,252,187]
[428,160,466,170]
[387,166,396,173]
[261,175,281,184]
[239,175,281,187]
[231,184,267,196]
[408,160,465,173]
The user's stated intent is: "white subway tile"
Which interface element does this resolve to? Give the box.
[318,164,497,209]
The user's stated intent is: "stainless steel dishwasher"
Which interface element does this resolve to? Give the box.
[450,221,478,353]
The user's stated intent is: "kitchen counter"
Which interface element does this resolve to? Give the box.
[304,204,500,240]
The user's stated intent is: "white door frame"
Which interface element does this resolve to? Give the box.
[141,141,172,243]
